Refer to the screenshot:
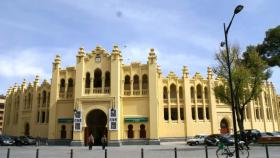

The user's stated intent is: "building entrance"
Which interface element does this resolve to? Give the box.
[220,118,229,134]
[85,109,107,146]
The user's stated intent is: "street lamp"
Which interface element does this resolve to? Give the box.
[222,5,244,158]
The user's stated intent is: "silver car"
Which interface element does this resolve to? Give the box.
[187,135,208,146]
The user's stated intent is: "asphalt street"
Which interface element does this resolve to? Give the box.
[0,142,279,158]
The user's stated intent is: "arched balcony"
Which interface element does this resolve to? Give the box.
[104,71,110,94]
[67,78,74,98]
[124,75,131,95]
[59,79,65,98]
[85,72,91,94]
[133,75,140,95]
[93,68,102,93]
[142,74,148,95]
[170,84,177,104]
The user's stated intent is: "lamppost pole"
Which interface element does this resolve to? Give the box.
[222,5,244,158]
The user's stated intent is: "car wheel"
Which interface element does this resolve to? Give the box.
[195,141,199,145]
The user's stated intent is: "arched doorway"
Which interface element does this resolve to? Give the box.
[140,124,146,138]
[85,109,107,146]
[24,123,30,136]
[220,118,229,134]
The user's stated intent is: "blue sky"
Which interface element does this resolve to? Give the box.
[0,0,279,95]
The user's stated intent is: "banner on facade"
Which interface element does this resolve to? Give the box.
[73,110,82,131]
[109,108,118,130]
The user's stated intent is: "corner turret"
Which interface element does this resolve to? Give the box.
[76,47,85,64]
[182,66,189,78]
[148,48,157,64]
[34,75,40,87]
[207,67,213,80]
[112,45,122,60]
[53,55,61,70]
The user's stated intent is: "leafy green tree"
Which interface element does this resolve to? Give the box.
[213,46,271,132]
[257,25,280,67]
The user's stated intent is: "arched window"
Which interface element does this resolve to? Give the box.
[196,84,202,99]
[170,84,176,98]
[60,79,65,92]
[42,91,47,105]
[133,75,139,90]
[220,119,229,134]
[163,87,168,99]
[191,87,195,99]
[105,71,110,87]
[204,87,208,99]
[68,78,74,88]
[94,69,102,88]
[140,124,146,138]
[24,123,30,136]
[124,75,130,90]
[38,93,41,106]
[61,125,67,139]
[142,75,148,89]
[246,106,250,119]
[24,96,27,108]
[179,87,183,99]
[85,72,91,88]
[28,93,32,107]
[127,124,134,138]
[47,92,50,106]
[71,125,73,139]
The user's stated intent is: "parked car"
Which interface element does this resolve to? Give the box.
[237,129,261,142]
[219,134,234,146]
[205,134,221,146]
[187,135,208,146]
[0,135,15,146]
[258,132,280,144]
[272,132,280,137]
[19,136,36,145]
[10,136,25,146]
[260,132,274,137]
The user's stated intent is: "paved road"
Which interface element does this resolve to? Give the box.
[0,142,279,158]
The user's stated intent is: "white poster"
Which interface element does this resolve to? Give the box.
[73,110,82,131]
[109,108,118,130]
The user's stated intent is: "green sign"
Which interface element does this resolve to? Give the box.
[124,117,148,123]
[58,118,73,123]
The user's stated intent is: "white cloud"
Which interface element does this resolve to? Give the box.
[0,49,51,79]
[121,43,215,78]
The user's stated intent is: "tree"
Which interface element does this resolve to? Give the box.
[213,45,271,132]
[257,25,280,67]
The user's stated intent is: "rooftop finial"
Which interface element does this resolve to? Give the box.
[207,67,213,79]
[182,66,189,78]
[148,48,157,64]
[78,47,85,54]
[96,45,101,51]
[55,54,61,63]
[22,79,26,85]
[113,45,119,52]
[149,48,155,56]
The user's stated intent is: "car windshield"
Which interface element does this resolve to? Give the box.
[3,136,12,140]
[194,135,200,138]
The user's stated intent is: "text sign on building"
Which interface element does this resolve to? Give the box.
[109,108,118,130]
[73,110,82,131]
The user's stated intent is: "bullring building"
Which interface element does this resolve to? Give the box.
[3,46,280,146]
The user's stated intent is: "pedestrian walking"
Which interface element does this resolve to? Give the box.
[88,134,94,150]
[101,134,107,150]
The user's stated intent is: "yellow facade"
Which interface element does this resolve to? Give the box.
[3,46,280,146]
[0,95,5,134]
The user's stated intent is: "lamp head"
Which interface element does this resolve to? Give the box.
[234,5,244,14]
